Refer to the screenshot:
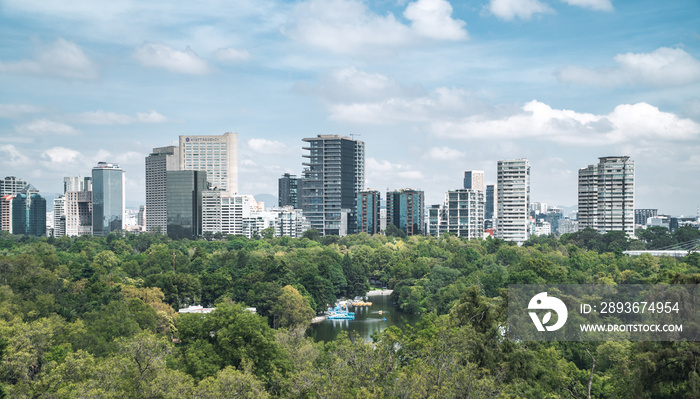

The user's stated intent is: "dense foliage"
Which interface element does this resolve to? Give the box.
[0,227,698,398]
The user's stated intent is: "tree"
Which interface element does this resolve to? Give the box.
[385,223,406,238]
[271,285,315,330]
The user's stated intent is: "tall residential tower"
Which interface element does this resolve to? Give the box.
[299,135,365,236]
[496,159,530,244]
[578,156,635,236]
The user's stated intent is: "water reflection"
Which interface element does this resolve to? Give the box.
[307,293,421,342]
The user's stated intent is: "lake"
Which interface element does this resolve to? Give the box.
[307,291,422,342]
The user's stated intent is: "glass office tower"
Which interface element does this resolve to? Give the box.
[166,170,208,240]
[92,162,124,236]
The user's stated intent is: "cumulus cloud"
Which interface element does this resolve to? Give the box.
[303,67,422,104]
[366,158,425,186]
[286,0,467,54]
[432,100,700,145]
[247,138,290,155]
[0,104,43,119]
[488,0,553,21]
[560,0,613,11]
[15,119,78,135]
[559,47,700,87]
[404,0,468,40]
[41,147,82,164]
[212,47,251,63]
[0,145,30,165]
[134,42,211,74]
[0,38,98,80]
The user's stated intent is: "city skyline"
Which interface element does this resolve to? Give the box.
[2,1,700,215]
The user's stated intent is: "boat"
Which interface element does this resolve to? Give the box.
[327,305,355,320]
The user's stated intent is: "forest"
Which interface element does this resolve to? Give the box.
[0,226,699,398]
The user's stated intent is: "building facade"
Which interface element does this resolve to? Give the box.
[0,176,27,196]
[299,135,365,236]
[53,196,66,237]
[635,209,658,226]
[278,173,299,208]
[145,146,179,234]
[11,185,46,236]
[65,190,93,236]
[356,189,381,235]
[179,133,238,195]
[441,188,485,239]
[386,189,424,235]
[463,171,485,191]
[485,184,495,221]
[496,159,530,243]
[578,156,635,236]
[92,162,124,237]
[166,171,208,240]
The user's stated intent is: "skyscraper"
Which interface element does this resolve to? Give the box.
[496,159,530,243]
[166,170,208,239]
[11,185,46,236]
[463,171,485,191]
[278,173,299,208]
[299,135,365,236]
[357,189,381,235]
[485,184,496,220]
[53,196,66,237]
[578,156,635,236]
[386,189,424,235]
[0,176,27,196]
[146,146,180,233]
[179,133,238,195]
[92,162,124,236]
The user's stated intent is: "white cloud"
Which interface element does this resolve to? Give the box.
[426,146,464,160]
[559,47,700,87]
[134,42,211,74]
[305,67,422,103]
[136,110,168,123]
[212,47,251,63]
[41,147,82,164]
[70,110,168,124]
[0,104,43,119]
[488,0,553,21]
[404,0,468,41]
[560,0,613,11]
[366,158,425,187]
[0,145,30,165]
[247,138,290,155]
[432,100,700,145]
[327,86,493,124]
[286,0,467,54]
[15,119,78,135]
[0,38,98,80]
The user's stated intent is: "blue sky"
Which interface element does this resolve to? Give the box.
[1,0,700,215]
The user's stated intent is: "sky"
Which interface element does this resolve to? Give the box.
[1,0,700,216]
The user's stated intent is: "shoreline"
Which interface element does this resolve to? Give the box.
[366,289,393,296]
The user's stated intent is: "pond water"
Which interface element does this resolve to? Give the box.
[306,292,422,342]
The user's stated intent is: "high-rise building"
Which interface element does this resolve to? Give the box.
[138,205,146,230]
[64,176,92,192]
[496,159,530,244]
[53,196,66,237]
[0,176,27,196]
[65,190,93,236]
[356,189,381,235]
[463,171,485,191]
[635,209,658,226]
[441,188,485,239]
[386,189,424,235]
[299,135,365,236]
[485,184,495,220]
[0,195,13,232]
[578,156,635,236]
[11,185,46,236]
[146,146,180,234]
[166,170,208,240]
[278,173,299,208]
[179,133,238,195]
[92,162,125,237]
